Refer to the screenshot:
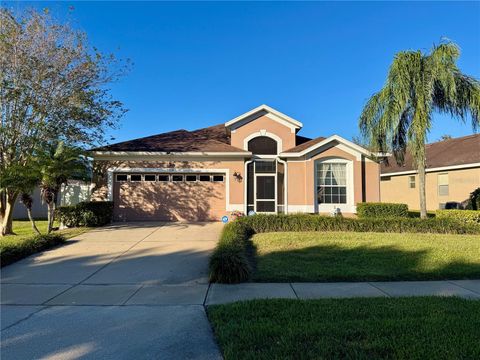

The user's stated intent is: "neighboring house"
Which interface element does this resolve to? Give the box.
[90,105,381,221]
[380,134,480,210]
[13,180,92,219]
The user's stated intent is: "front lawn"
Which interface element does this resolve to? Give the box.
[208,297,480,360]
[253,231,480,282]
[1,220,90,266]
[2,220,89,241]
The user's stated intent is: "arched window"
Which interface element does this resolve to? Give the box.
[247,136,278,155]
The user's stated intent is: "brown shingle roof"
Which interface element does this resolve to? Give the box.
[93,122,317,154]
[381,134,480,174]
[92,124,248,153]
[283,136,326,153]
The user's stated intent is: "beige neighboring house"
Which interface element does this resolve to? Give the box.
[381,134,480,210]
[90,105,381,221]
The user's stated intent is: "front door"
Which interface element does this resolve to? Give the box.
[255,175,276,212]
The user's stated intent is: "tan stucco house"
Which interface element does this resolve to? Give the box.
[91,105,381,221]
[381,134,480,210]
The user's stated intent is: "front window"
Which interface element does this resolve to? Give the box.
[248,136,277,155]
[409,176,416,189]
[438,173,449,196]
[316,163,347,204]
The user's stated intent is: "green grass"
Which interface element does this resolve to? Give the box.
[1,220,90,266]
[252,231,480,282]
[2,220,88,241]
[208,297,480,360]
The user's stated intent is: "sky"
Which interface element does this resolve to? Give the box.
[5,1,480,145]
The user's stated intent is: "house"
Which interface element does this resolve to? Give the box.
[13,180,92,219]
[380,134,480,210]
[90,105,381,221]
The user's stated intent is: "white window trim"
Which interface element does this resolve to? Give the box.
[243,131,283,154]
[314,158,355,214]
[107,167,233,210]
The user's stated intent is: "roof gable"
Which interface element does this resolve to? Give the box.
[224,104,303,131]
[281,135,373,160]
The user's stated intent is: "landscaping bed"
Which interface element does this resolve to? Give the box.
[253,231,480,282]
[209,214,480,283]
[208,297,480,360]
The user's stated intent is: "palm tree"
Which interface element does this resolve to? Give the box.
[19,193,41,235]
[38,141,89,233]
[359,41,480,218]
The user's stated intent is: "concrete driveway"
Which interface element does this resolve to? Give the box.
[1,222,224,360]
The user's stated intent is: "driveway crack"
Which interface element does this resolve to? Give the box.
[78,224,165,286]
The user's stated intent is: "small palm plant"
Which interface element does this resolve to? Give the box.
[38,141,89,233]
[359,41,480,218]
[19,193,41,235]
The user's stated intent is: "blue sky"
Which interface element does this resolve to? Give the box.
[7,1,480,145]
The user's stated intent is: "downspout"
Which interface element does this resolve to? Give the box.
[277,157,288,214]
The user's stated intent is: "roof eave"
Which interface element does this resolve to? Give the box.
[279,135,374,158]
[91,151,252,158]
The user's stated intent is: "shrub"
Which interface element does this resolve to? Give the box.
[357,202,409,218]
[0,233,66,267]
[209,222,252,283]
[436,210,480,226]
[466,188,480,210]
[56,201,114,227]
[408,211,436,218]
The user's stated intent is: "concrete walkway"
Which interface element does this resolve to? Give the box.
[205,280,480,305]
[2,223,479,359]
[1,222,224,360]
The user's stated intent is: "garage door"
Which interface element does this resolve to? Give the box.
[113,173,226,221]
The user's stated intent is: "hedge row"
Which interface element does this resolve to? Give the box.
[238,214,480,234]
[357,202,409,218]
[0,234,65,267]
[208,214,480,283]
[437,210,480,226]
[56,201,114,227]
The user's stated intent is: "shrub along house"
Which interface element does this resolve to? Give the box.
[90,105,381,221]
[381,134,480,210]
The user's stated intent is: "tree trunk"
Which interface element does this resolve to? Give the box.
[0,190,6,227]
[418,160,427,219]
[1,192,18,236]
[46,202,54,234]
[26,207,41,235]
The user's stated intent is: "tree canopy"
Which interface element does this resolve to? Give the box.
[0,8,129,235]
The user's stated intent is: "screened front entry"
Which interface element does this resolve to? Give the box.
[256,175,275,212]
[247,160,284,213]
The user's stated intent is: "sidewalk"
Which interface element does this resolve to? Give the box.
[205,280,480,305]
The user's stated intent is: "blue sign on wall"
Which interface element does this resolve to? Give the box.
[221,216,229,223]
